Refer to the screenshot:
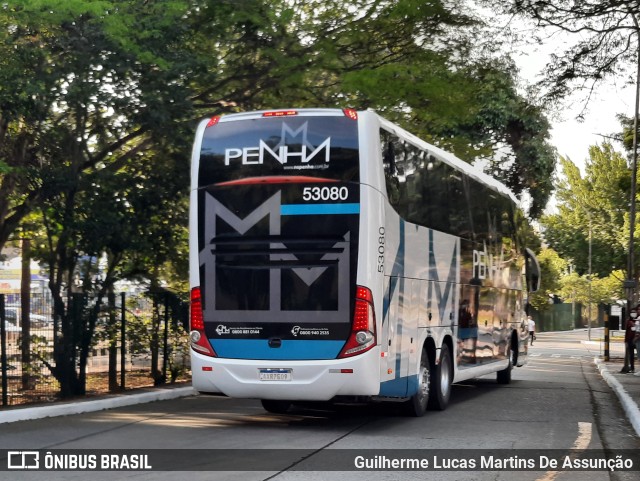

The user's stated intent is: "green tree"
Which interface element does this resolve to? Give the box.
[489,1,640,106]
[2,0,557,261]
[541,144,628,277]
[1,0,196,397]
[529,248,567,312]
[558,271,623,324]
[0,0,198,255]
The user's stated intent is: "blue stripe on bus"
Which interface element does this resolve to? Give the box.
[209,339,345,360]
[379,373,419,397]
[383,219,405,322]
[280,203,360,215]
[394,220,405,380]
[378,374,418,398]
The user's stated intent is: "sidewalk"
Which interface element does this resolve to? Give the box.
[595,357,640,437]
[0,383,195,424]
[577,328,640,438]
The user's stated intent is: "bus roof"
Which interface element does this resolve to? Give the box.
[373,113,519,205]
[206,108,519,205]
[214,109,349,122]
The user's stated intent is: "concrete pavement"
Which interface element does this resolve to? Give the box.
[1,330,639,440]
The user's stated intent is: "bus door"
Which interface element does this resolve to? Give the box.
[457,284,479,367]
[379,276,417,396]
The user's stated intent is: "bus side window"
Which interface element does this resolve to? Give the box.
[384,140,396,175]
[383,140,401,206]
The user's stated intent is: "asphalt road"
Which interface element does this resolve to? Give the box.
[0,330,639,481]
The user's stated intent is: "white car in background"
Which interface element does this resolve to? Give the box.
[3,306,51,329]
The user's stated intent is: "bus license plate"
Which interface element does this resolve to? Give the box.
[259,369,292,381]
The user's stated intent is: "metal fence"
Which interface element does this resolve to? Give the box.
[0,291,190,408]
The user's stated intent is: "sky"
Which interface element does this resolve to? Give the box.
[517,52,635,173]
[512,28,637,175]
[549,90,633,168]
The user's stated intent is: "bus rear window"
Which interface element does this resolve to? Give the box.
[199,116,359,186]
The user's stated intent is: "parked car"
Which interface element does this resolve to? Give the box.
[3,306,51,328]
[3,319,21,332]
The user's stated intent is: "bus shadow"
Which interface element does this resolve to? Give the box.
[278,378,523,425]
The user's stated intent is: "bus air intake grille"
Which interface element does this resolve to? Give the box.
[210,236,347,269]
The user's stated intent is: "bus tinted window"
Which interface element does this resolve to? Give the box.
[381,128,471,237]
[199,116,359,186]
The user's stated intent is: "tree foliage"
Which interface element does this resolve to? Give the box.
[558,271,623,310]
[1,0,195,396]
[541,144,629,278]
[492,0,640,109]
[529,248,566,312]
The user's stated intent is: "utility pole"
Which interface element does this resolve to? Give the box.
[623,19,640,371]
[588,216,592,341]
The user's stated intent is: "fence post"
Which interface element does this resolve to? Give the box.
[120,292,126,390]
[162,292,169,384]
[604,305,610,362]
[1,294,7,406]
[21,238,31,391]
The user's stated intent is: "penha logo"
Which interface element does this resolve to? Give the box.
[224,121,330,167]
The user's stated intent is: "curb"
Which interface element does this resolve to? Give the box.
[0,386,195,425]
[594,357,640,438]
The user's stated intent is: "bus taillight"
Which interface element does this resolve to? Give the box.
[343,108,358,120]
[338,286,376,358]
[262,110,298,117]
[206,116,221,128]
[190,287,217,357]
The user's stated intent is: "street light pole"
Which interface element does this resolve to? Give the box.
[623,19,640,372]
[588,215,592,341]
[625,22,640,323]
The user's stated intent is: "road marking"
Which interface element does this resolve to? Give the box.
[536,422,592,481]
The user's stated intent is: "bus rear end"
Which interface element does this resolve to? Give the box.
[189,109,380,402]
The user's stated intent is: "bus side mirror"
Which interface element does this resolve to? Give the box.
[525,248,541,293]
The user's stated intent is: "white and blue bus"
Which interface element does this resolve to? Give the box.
[189,108,540,416]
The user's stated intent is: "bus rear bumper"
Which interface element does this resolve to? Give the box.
[190,348,381,401]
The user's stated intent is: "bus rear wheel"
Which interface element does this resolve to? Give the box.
[403,348,430,417]
[497,344,515,384]
[428,343,452,411]
[261,400,292,414]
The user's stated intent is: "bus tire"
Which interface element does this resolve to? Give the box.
[261,400,292,414]
[403,348,430,417]
[497,345,514,384]
[428,343,452,411]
